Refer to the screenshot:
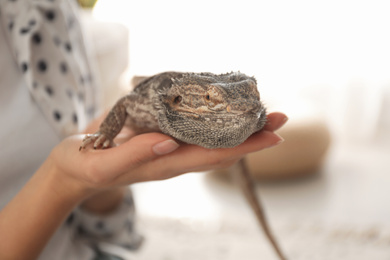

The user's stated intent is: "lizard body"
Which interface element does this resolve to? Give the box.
[80,71,286,260]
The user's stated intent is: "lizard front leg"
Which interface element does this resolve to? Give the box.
[80,96,128,150]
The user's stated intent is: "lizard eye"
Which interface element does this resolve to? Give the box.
[205,94,210,100]
[173,95,182,104]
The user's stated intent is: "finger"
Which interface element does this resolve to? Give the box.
[141,130,283,181]
[86,133,179,179]
[263,112,288,132]
[150,156,243,181]
[114,131,136,145]
[190,156,243,173]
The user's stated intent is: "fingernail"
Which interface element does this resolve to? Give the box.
[266,134,284,149]
[275,116,289,131]
[152,139,180,155]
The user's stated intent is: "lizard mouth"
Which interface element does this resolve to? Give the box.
[158,107,266,149]
[171,101,264,118]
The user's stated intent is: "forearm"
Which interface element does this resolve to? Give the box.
[0,159,88,260]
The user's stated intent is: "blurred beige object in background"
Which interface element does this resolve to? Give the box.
[246,114,331,180]
[214,96,332,181]
[244,94,332,180]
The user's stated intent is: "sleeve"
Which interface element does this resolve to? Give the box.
[0,0,101,137]
[72,187,144,250]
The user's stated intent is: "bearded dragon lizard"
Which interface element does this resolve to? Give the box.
[80,71,287,260]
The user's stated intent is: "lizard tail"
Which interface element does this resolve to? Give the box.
[235,158,288,260]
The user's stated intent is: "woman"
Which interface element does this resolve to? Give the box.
[0,0,287,259]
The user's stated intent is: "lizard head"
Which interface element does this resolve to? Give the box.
[156,72,267,148]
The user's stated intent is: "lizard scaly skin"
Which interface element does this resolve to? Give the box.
[80,71,287,260]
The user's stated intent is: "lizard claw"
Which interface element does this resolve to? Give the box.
[79,133,112,151]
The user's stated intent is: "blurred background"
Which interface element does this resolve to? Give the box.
[81,0,390,259]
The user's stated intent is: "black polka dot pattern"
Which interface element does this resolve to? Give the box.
[63,189,141,252]
[8,21,14,31]
[19,17,39,35]
[60,62,67,74]
[45,85,54,96]
[64,42,72,52]
[72,113,78,124]
[37,60,47,72]
[66,212,75,226]
[29,19,36,27]
[32,33,42,44]
[87,106,95,117]
[45,10,56,21]
[21,62,28,73]
[53,111,61,121]
[20,27,30,34]
[67,16,75,29]
[5,0,98,137]
[77,226,85,236]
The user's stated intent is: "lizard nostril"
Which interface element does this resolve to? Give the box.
[173,96,182,104]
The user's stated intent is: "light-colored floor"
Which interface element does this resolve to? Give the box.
[103,136,390,259]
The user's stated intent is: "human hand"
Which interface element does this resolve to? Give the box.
[49,112,287,200]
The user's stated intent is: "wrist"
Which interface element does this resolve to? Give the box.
[81,187,126,215]
[41,156,92,206]
[0,156,92,259]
